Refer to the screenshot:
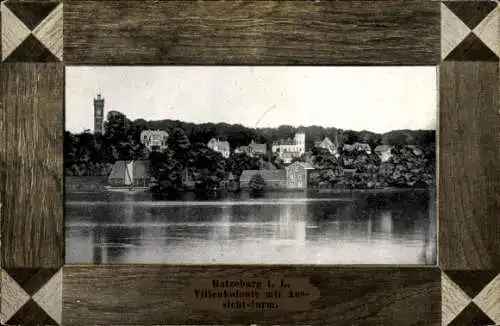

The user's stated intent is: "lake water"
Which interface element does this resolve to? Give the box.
[65,189,436,265]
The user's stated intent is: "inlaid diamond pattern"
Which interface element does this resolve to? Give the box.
[0,1,63,61]
[441,1,499,61]
[0,268,62,325]
[442,270,500,326]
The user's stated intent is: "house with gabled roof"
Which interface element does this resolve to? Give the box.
[374,145,393,162]
[314,136,338,156]
[207,138,230,158]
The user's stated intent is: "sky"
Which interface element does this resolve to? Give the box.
[65,66,437,134]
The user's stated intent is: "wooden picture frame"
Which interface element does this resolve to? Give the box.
[1,1,499,325]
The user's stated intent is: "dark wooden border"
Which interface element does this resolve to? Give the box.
[1,1,499,325]
[439,61,500,270]
[1,63,64,268]
[63,0,440,65]
[63,266,441,325]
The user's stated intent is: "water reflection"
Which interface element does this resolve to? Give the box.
[65,190,437,264]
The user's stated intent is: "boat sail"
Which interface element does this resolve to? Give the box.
[125,161,133,186]
[105,160,149,193]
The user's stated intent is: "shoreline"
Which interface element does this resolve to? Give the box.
[65,176,434,195]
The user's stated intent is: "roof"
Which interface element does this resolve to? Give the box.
[406,145,423,156]
[108,160,150,180]
[240,170,286,182]
[354,142,371,150]
[249,143,266,153]
[218,141,230,149]
[286,161,315,170]
[273,138,295,146]
[343,144,355,151]
[375,145,392,152]
[282,152,300,159]
[208,138,230,150]
[322,137,334,144]
[343,168,357,176]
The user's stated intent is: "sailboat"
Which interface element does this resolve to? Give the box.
[105,160,149,194]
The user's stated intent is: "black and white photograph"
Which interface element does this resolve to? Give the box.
[65,66,437,265]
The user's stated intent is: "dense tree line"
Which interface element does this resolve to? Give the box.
[65,110,436,191]
[308,145,435,189]
[131,117,435,150]
[65,111,148,176]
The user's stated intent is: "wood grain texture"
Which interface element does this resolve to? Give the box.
[63,0,440,65]
[63,266,440,326]
[438,62,500,270]
[0,269,31,324]
[32,268,63,325]
[441,272,471,326]
[1,2,32,61]
[473,4,499,57]
[32,3,64,61]
[0,63,64,268]
[473,272,500,324]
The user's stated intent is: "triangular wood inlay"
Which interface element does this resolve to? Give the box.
[444,1,498,29]
[32,269,63,325]
[445,270,499,299]
[473,6,499,57]
[441,2,472,59]
[3,34,60,62]
[4,268,59,296]
[4,2,60,30]
[448,302,495,326]
[7,299,59,325]
[32,3,63,60]
[445,32,499,61]
[1,3,31,61]
[0,270,30,324]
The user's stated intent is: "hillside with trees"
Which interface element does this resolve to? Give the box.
[65,110,436,193]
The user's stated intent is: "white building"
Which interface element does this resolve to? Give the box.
[374,145,393,162]
[314,136,339,156]
[343,142,372,154]
[272,132,306,163]
[140,129,169,152]
[207,138,230,158]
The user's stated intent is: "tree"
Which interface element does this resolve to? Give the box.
[149,150,183,195]
[249,173,266,197]
[380,146,434,188]
[227,152,260,180]
[168,127,191,153]
[187,143,227,190]
[104,111,130,143]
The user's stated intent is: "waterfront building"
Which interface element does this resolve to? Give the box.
[239,170,287,189]
[240,161,315,191]
[207,138,230,158]
[285,161,315,189]
[343,168,357,178]
[141,129,169,152]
